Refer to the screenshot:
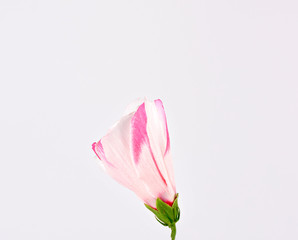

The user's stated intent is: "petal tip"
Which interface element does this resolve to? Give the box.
[92,142,97,151]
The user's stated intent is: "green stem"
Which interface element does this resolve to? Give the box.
[170,224,176,240]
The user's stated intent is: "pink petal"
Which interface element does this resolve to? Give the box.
[100,114,138,190]
[131,102,175,203]
[131,103,148,164]
[92,140,114,167]
[94,112,158,204]
[154,99,170,156]
[145,100,176,196]
[154,99,175,191]
[92,99,176,208]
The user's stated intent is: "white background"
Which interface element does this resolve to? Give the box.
[0,0,298,239]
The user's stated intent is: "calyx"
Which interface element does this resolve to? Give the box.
[145,194,180,240]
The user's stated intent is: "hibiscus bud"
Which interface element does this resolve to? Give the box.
[92,99,180,239]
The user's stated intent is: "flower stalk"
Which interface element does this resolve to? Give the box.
[170,224,176,240]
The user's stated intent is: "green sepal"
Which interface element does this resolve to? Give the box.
[145,202,170,225]
[172,194,180,222]
[156,198,175,224]
[145,194,180,240]
[155,216,168,226]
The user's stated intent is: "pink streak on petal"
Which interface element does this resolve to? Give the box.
[92,140,114,167]
[131,102,167,185]
[131,103,148,164]
[154,99,170,155]
[148,143,167,186]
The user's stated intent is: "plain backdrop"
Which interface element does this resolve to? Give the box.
[0,0,297,239]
